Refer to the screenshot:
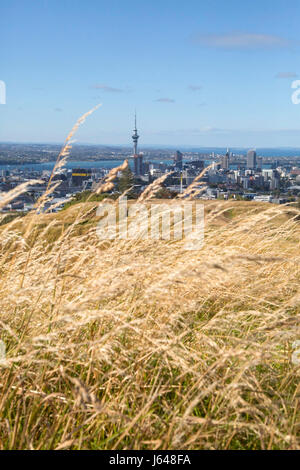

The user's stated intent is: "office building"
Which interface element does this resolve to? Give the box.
[174,150,183,169]
[71,168,92,186]
[221,148,230,170]
[247,150,257,169]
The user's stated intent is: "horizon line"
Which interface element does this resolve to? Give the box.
[1,141,300,150]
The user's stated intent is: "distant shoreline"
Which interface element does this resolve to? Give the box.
[0,158,127,165]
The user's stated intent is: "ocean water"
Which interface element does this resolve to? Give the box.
[0,160,133,172]
[0,157,286,173]
[0,159,185,172]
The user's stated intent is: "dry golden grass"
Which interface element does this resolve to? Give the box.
[0,196,299,450]
[0,107,299,449]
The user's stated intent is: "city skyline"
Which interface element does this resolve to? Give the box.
[1,0,300,146]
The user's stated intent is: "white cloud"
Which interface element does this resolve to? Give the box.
[275,72,298,79]
[91,84,124,93]
[188,85,202,91]
[193,32,292,49]
[154,127,226,136]
[154,98,175,103]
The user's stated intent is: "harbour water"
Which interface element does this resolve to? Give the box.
[0,159,275,172]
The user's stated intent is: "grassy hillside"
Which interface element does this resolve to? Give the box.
[0,199,299,449]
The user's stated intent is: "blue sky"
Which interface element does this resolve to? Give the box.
[1,0,300,147]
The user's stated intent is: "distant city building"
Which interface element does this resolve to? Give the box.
[270,170,280,190]
[143,161,150,174]
[254,195,273,202]
[187,160,204,170]
[257,156,263,170]
[174,150,183,169]
[221,148,230,170]
[243,177,250,189]
[134,154,144,176]
[262,169,274,181]
[247,150,257,169]
[182,169,195,186]
[71,168,92,186]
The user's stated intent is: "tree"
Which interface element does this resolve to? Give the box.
[155,186,177,199]
[117,167,136,198]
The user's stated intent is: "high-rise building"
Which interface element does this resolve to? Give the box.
[174,150,183,169]
[221,148,230,170]
[243,177,250,189]
[270,170,280,190]
[247,150,257,169]
[257,156,263,170]
[134,154,144,176]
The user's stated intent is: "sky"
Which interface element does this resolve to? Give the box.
[1,0,300,147]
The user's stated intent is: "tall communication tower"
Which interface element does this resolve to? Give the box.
[132,112,139,156]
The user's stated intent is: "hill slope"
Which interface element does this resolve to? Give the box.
[0,200,299,449]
